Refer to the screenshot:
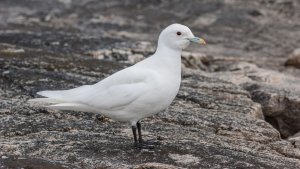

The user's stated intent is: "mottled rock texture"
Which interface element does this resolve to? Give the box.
[1,0,300,168]
[285,48,300,69]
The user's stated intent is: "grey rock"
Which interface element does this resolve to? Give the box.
[210,61,300,138]
[1,46,300,168]
[134,163,185,169]
[1,0,300,168]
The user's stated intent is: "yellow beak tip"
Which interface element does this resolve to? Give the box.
[199,39,206,45]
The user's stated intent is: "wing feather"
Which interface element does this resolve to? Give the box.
[34,66,155,113]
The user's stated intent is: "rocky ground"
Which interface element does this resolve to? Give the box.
[1,0,300,168]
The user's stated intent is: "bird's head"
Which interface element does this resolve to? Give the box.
[158,23,206,50]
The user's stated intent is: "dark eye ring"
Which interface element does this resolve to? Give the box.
[176,32,182,36]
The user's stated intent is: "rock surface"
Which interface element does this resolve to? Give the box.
[285,48,300,68]
[207,61,300,139]
[1,0,300,168]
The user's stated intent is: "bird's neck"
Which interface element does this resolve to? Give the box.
[153,45,182,73]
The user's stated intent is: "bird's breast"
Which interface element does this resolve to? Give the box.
[146,70,181,109]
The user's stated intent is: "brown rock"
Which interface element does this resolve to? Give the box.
[285,48,300,68]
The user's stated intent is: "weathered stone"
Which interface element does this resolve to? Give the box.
[1,0,300,168]
[209,61,300,138]
[2,48,300,168]
[134,163,184,169]
[285,48,300,68]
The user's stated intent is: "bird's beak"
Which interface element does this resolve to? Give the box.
[186,37,206,45]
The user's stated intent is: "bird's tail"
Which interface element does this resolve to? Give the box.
[28,90,66,105]
[28,97,63,104]
[28,89,98,113]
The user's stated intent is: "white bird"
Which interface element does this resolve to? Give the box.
[29,23,206,148]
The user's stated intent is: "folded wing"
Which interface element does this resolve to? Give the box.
[29,67,152,114]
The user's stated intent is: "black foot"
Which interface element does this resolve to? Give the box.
[134,140,159,149]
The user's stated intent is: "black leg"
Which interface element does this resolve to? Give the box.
[132,121,159,149]
[132,126,138,144]
[137,121,143,143]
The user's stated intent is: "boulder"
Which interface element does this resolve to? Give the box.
[1,45,300,168]
[285,48,300,69]
[1,0,300,168]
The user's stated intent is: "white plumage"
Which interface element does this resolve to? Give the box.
[29,23,205,128]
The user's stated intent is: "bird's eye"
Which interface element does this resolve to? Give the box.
[176,32,182,36]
